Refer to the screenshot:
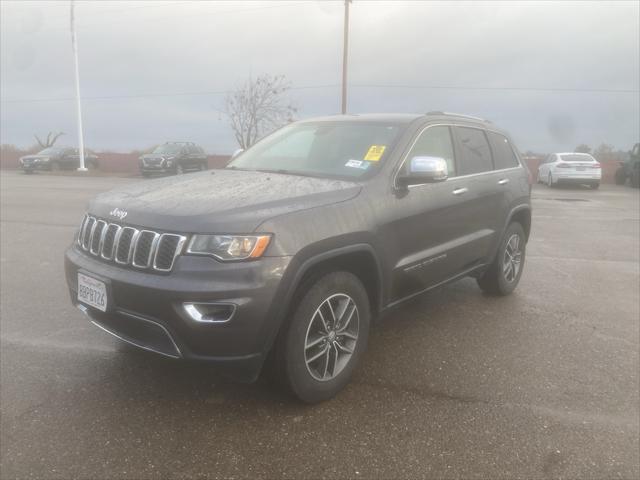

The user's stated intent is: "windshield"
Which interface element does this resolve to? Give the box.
[38,147,64,155]
[228,122,403,179]
[153,144,183,154]
[560,154,596,162]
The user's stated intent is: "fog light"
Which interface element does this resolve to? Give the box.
[183,303,236,323]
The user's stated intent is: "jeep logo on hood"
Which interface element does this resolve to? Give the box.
[109,208,128,220]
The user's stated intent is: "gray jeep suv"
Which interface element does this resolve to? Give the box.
[65,112,531,403]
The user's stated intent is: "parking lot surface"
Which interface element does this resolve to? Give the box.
[1,170,638,479]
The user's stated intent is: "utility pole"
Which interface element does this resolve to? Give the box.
[341,0,351,114]
[70,0,87,171]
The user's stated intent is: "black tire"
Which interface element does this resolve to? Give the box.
[477,222,526,296]
[274,271,370,403]
[631,169,640,188]
[614,168,627,185]
[591,182,600,189]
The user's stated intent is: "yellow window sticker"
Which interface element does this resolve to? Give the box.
[364,145,386,162]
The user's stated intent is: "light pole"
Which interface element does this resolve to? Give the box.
[341,0,351,114]
[70,0,87,171]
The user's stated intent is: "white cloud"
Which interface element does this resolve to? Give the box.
[1,0,638,153]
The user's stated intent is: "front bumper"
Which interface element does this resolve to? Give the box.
[65,246,292,381]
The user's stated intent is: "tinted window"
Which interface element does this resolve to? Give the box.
[405,126,456,176]
[456,127,493,175]
[487,132,519,169]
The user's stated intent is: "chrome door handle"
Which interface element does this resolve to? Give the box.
[498,178,510,185]
[452,187,468,196]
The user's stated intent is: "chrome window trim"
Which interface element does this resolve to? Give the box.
[132,230,161,269]
[393,122,524,190]
[90,220,108,255]
[100,224,121,260]
[153,233,187,272]
[115,227,140,265]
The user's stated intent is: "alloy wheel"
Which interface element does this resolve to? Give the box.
[304,293,359,382]
[503,234,523,283]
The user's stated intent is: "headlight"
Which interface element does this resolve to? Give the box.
[186,234,271,261]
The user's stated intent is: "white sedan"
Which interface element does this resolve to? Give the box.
[537,152,601,189]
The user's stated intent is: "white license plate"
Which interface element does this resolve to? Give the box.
[77,273,108,312]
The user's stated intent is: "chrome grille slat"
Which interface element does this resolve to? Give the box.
[90,220,108,255]
[132,231,160,268]
[153,234,187,272]
[100,224,121,260]
[77,216,185,272]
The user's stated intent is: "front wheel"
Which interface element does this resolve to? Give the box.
[274,271,370,403]
[477,222,526,296]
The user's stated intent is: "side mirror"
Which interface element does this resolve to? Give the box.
[231,148,244,160]
[398,156,448,187]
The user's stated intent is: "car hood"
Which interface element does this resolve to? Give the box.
[87,169,362,233]
[20,155,49,161]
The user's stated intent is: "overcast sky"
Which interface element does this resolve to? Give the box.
[1,0,638,154]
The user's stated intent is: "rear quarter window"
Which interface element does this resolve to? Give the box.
[487,132,520,169]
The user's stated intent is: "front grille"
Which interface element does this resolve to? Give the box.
[77,215,186,272]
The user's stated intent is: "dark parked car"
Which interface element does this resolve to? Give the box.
[615,143,640,187]
[139,142,208,176]
[20,147,98,173]
[65,113,531,403]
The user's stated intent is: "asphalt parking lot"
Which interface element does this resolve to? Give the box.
[1,170,638,479]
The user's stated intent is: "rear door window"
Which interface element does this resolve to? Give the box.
[487,132,519,169]
[455,127,493,175]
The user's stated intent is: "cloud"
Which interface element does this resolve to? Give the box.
[1,0,638,153]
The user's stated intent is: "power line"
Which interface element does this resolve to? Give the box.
[2,83,637,104]
[351,84,640,94]
[0,84,341,104]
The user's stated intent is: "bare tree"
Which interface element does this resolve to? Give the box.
[594,143,615,161]
[574,144,591,154]
[34,131,65,149]
[225,74,296,149]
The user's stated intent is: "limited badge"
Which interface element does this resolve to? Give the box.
[364,145,386,162]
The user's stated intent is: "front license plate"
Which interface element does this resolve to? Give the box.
[77,273,108,312]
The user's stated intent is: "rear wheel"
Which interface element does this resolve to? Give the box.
[614,167,627,185]
[274,271,370,403]
[591,182,600,189]
[477,222,526,296]
[547,172,554,187]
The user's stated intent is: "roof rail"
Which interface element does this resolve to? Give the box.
[426,111,491,123]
